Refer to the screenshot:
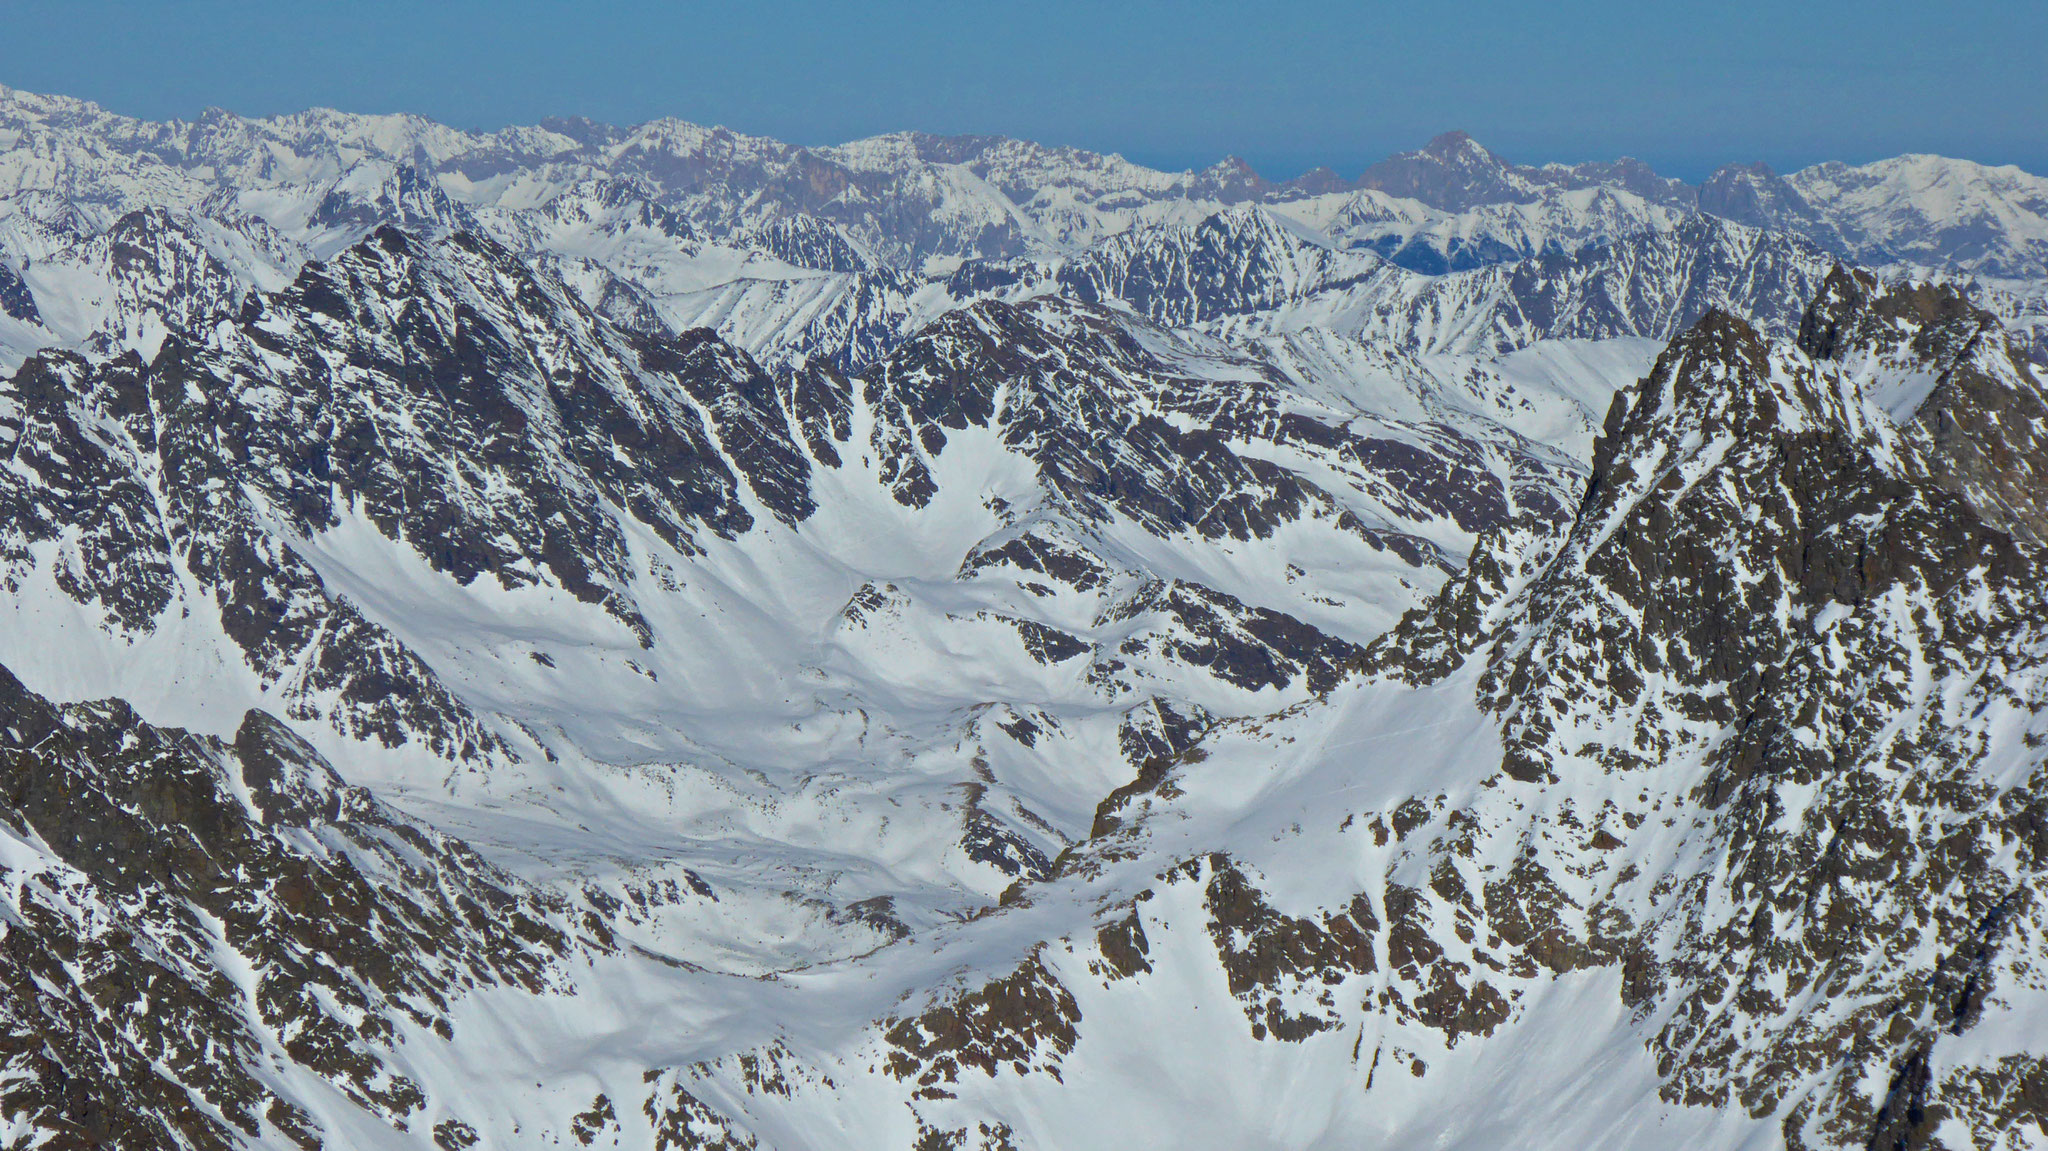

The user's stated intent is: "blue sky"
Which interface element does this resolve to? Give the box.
[1,0,2041,181]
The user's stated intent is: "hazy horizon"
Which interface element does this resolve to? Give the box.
[2,0,2042,185]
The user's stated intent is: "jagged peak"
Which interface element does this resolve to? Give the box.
[1205,154,1262,176]
[1419,130,1490,161]
[745,212,873,272]
[1198,201,1309,236]
[103,203,189,234]
[1796,265,1994,360]
[1098,201,1329,255]
[1638,306,1892,437]
[1369,302,1913,690]
[1645,306,1782,388]
[1707,159,1780,180]
[1351,130,1537,212]
[279,224,563,333]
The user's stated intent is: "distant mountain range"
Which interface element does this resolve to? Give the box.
[2,82,2044,381]
[0,82,2044,274]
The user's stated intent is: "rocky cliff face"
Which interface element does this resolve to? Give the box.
[1347,298,2048,1148]
[0,676,579,1150]
[1799,267,2048,546]
[7,224,2045,1150]
[0,219,1600,1148]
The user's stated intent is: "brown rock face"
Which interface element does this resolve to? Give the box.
[1200,854,1378,1042]
[0,665,578,1150]
[1800,265,2048,547]
[882,951,1081,1098]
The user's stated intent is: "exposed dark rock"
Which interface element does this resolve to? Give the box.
[1799,265,2048,546]
[745,214,876,274]
[1199,855,1377,1041]
[1094,905,1152,979]
[0,259,38,323]
[0,224,843,756]
[643,1077,762,1151]
[962,810,1056,880]
[832,895,912,941]
[1102,579,1368,695]
[0,663,576,1149]
[883,952,1081,1096]
[570,1093,619,1145]
[1356,298,2048,1140]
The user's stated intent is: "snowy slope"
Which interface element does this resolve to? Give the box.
[577,281,2048,1151]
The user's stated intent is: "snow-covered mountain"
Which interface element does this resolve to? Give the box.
[6,79,2043,383]
[1703,155,2048,286]
[4,79,2048,1151]
[3,81,2046,288]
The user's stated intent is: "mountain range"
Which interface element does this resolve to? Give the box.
[1,81,2047,1151]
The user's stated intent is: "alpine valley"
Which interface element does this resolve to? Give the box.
[2,82,2048,1151]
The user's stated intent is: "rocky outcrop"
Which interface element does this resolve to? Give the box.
[0,224,835,754]
[0,257,37,323]
[818,293,2048,1147]
[883,952,1081,1098]
[0,670,580,1149]
[1799,265,2048,546]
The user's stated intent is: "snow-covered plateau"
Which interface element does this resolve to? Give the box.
[1,82,2047,1151]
